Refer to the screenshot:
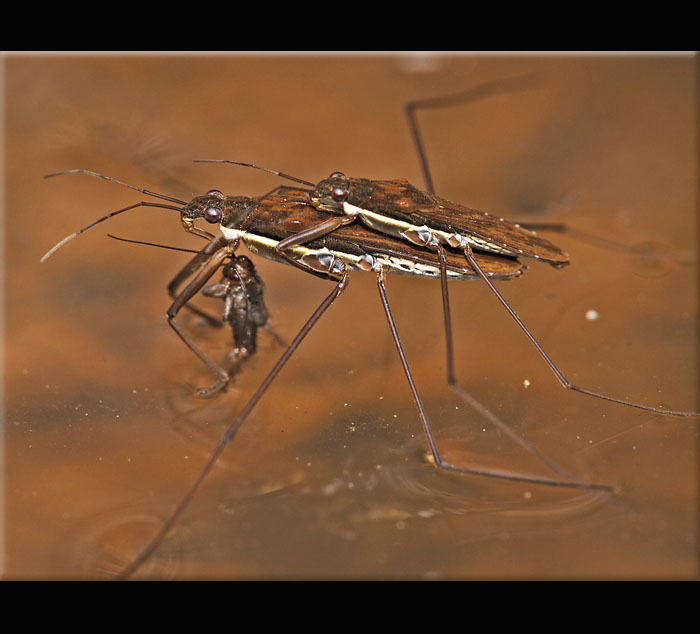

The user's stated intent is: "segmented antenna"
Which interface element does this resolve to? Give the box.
[107,234,208,255]
[194,160,315,188]
[41,170,186,262]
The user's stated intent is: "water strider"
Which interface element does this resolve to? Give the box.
[41,77,698,578]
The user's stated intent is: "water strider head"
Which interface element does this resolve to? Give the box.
[180,189,260,239]
[309,171,375,214]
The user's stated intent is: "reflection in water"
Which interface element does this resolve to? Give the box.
[109,415,615,579]
[77,511,185,580]
[627,241,695,279]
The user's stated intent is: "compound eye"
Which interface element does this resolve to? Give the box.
[204,206,222,224]
[329,171,345,179]
[207,189,224,198]
[331,186,348,202]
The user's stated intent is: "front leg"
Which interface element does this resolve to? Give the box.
[167,243,237,397]
[274,215,357,278]
[167,234,229,327]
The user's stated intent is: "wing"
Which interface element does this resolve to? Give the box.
[359,179,569,266]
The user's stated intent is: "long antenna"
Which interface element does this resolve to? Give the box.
[45,169,187,204]
[194,159,315,188]
[41,170,187,262]
[107,234,209,256]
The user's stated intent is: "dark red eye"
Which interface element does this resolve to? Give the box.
[330,171,345,179]
[204,206,222,223]
[331,186,348,202]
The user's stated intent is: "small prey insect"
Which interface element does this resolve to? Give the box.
[200,255,268,369]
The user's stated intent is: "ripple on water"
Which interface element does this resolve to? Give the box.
[364,433,613,524]
[75,510,188,580]
[627,241,683,279]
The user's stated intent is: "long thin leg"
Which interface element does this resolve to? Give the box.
[273,215,358,281]
[375,268,613,491]
[460,244,699,417]
[167,244,238,397]
[408,80,698,418]
[405,74,543,195]
[167,234,229,327]
[435,247,613,488]
[118,267,350,580]
[406,80,681,262]
[166,184,308,325]
[276,215,356,251]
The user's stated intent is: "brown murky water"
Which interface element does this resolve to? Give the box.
[3,54,697,579]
